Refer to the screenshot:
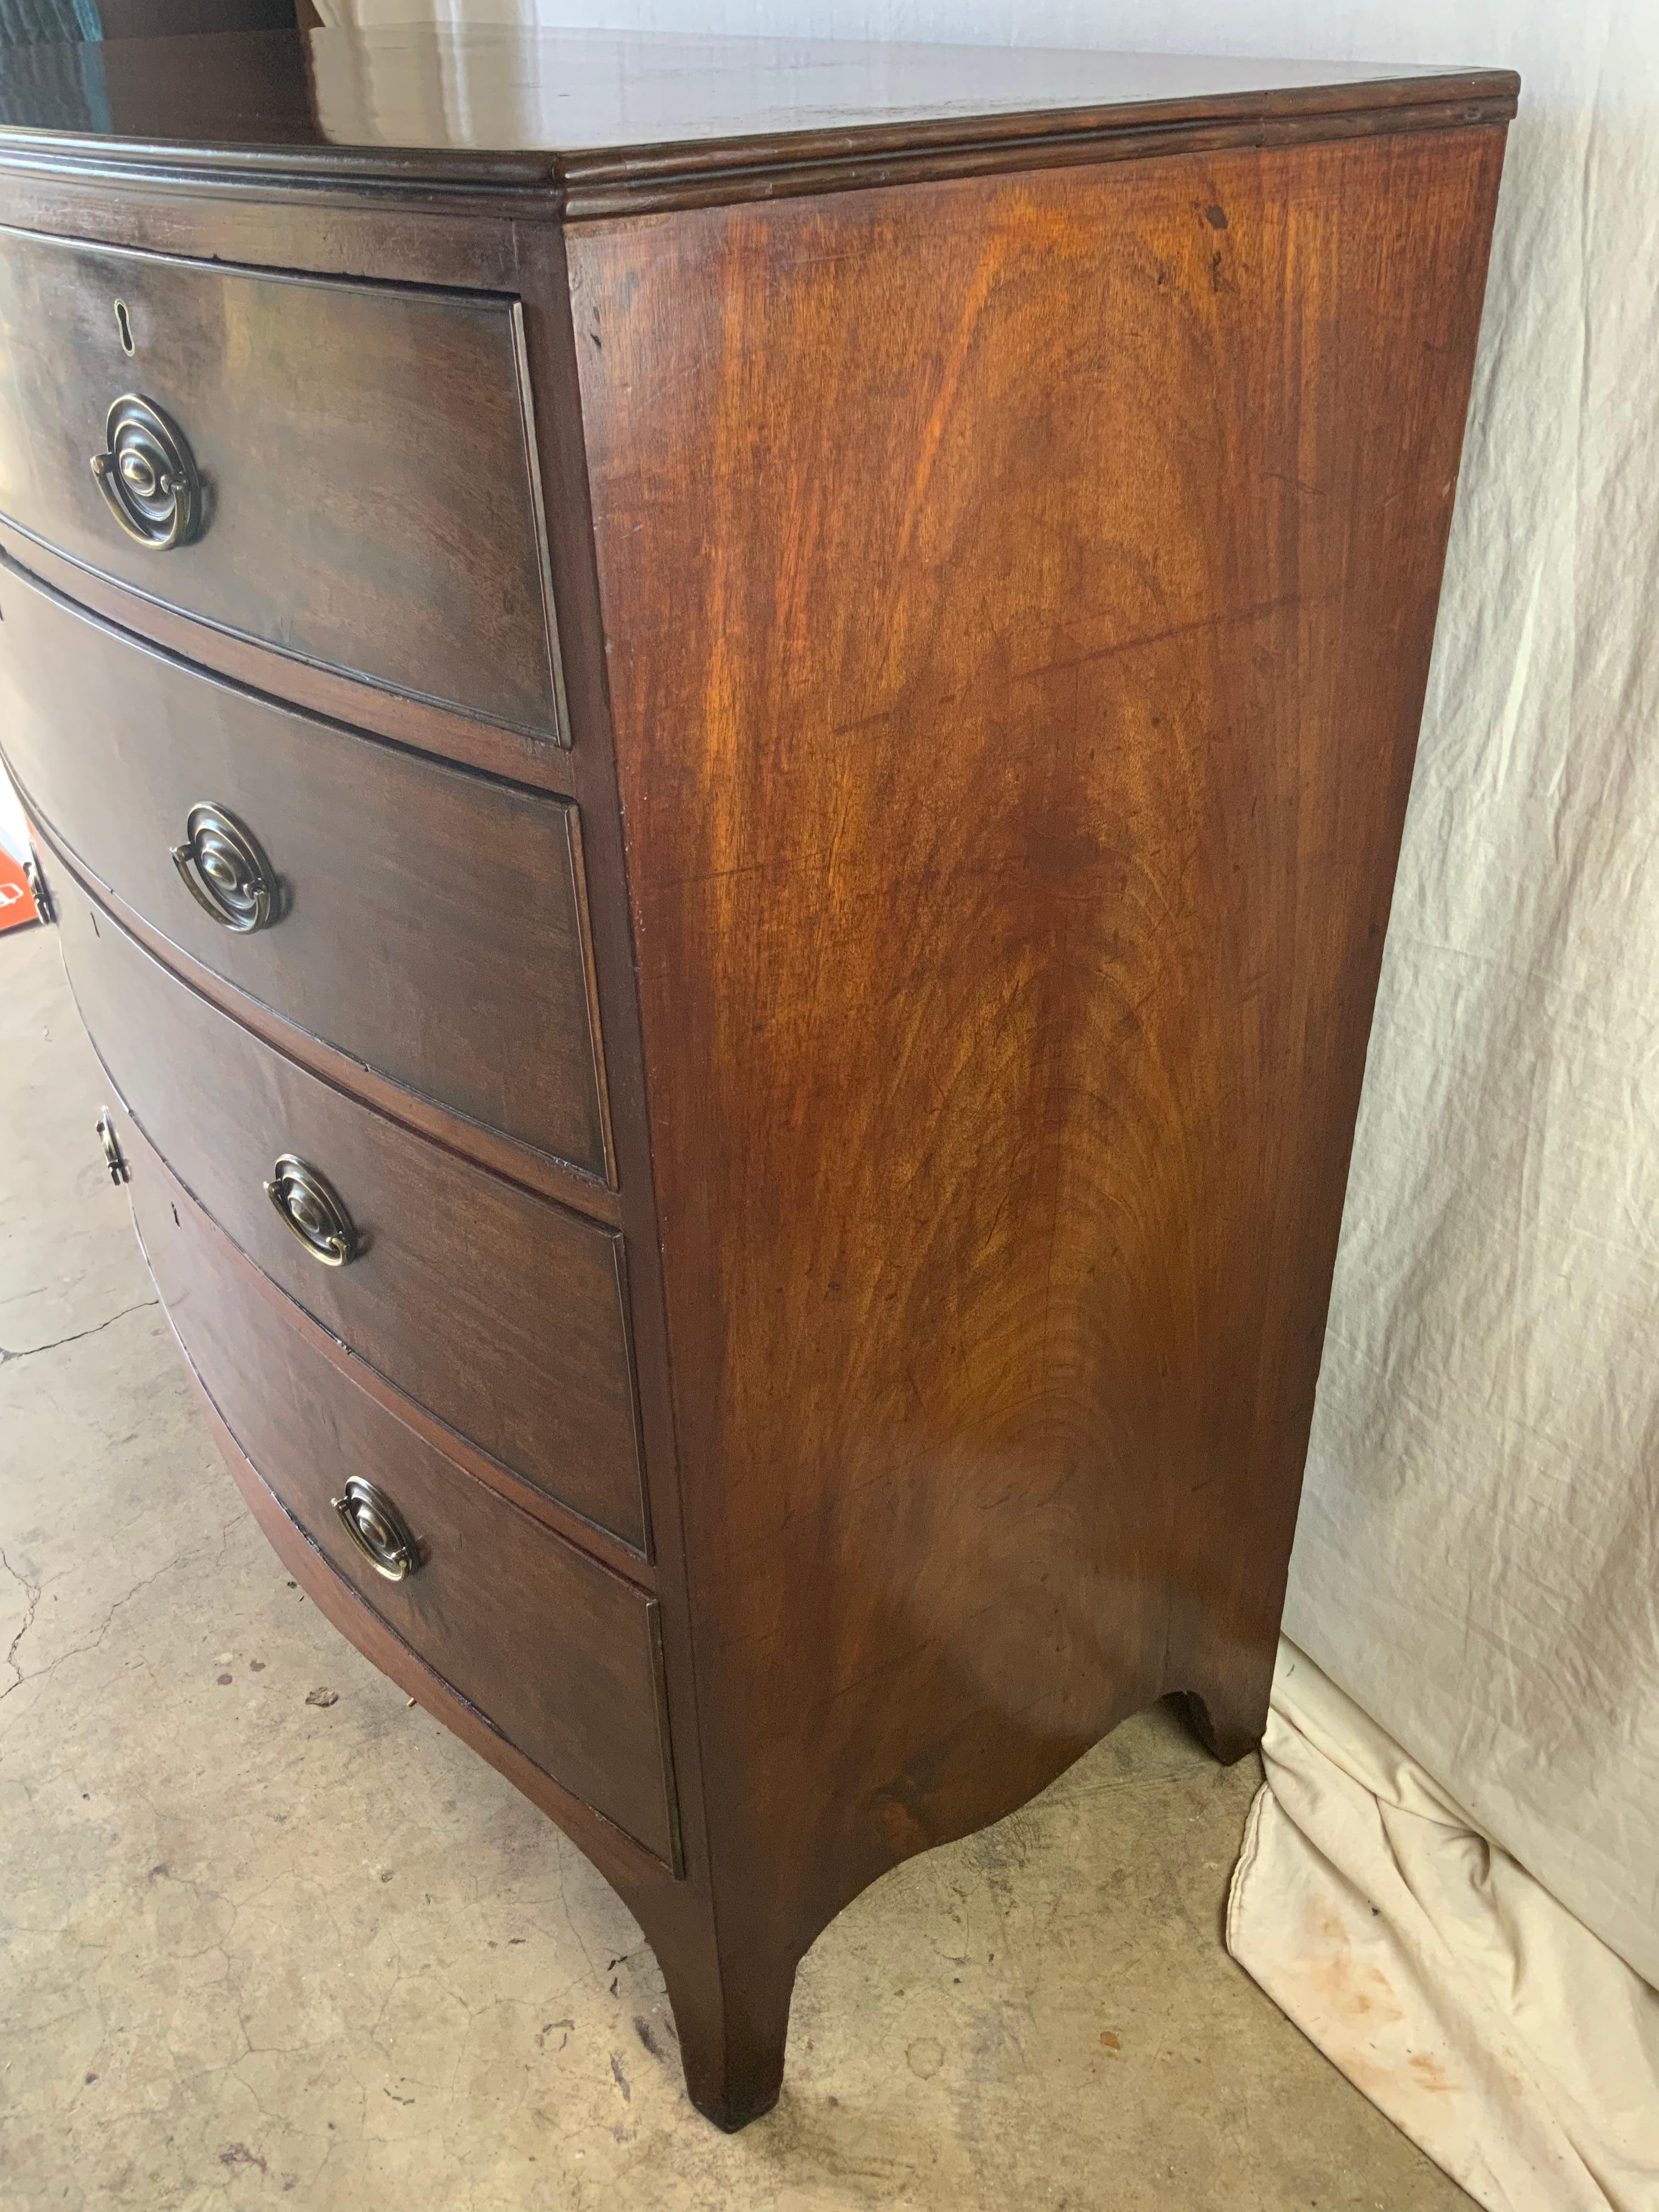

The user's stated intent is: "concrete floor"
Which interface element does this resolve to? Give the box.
[0,917,1473,2212]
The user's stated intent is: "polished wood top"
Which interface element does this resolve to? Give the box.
[0,27,1518,215]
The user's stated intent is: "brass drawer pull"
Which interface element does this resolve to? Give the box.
[90,393,202,550]
[264,1154,358,1267]
[171,802,275,933]
[96,1108,129,1186]
[331,1476,421,1582]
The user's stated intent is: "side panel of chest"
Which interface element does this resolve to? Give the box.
[570,128,1507,1938]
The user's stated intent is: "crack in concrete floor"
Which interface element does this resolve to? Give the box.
[0,1294,160,1365]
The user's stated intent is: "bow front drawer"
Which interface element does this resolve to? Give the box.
[0,227,559,738]
[0,559,608,1178]
[125,1112,677,1867]
[58,878,648,1554]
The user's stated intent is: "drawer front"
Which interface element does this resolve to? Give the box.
[2,561,608,1177]
[127,1120,676,1865]
[0,228,557,737]
[61,883,648,1552]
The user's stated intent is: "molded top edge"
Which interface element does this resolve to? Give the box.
[0,27,1520,212]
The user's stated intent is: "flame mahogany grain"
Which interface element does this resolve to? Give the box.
[573,126,1508,2118]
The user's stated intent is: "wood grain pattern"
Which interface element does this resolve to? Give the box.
[0,554,610,1180]
[128,1109,679,1865]
[573,125,1508,2097]
[58,876,648,1551]
[0,227,559,737]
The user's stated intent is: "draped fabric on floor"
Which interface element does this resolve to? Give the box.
[1228,1649,1659,2211]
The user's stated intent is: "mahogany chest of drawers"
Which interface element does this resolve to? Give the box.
[0,28,1514,2129]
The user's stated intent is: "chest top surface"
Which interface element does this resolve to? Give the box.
[0,27,1517,212]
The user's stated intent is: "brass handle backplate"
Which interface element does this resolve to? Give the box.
[331,1476,421,1582]
[171,802,275,933]
[91,393,201,549]
[264,1154,357,1267]
[97,1108,129,1187]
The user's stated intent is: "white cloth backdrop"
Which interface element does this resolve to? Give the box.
[145,1,1659,2198]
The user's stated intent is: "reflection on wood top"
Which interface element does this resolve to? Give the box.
[0,27,1519,214]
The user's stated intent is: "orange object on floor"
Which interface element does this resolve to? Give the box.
[0,840,43,932]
